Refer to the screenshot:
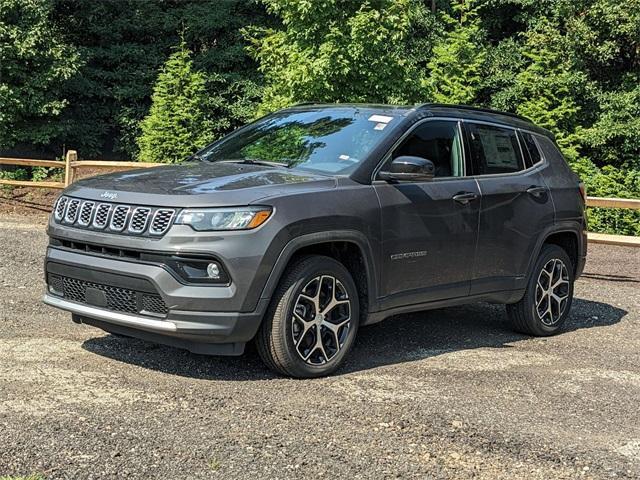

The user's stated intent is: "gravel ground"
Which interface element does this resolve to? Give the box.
[0,213,638,479]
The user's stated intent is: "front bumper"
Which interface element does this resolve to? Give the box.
[44,246,268,354]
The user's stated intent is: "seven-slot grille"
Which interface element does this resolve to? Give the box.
[54,196,176,236]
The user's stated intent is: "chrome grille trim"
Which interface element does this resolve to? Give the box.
[109,205,130,232]
[93,203,112,229]
[77,201,95,226]
[149,209,176,236]
[53,196,176,236]
[64,199,81,223]
[128,207,151,234]
[54,197,68,221]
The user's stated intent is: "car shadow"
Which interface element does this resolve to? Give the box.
[81,297,627,380]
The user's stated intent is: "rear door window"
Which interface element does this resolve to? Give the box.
[467,123,525,175]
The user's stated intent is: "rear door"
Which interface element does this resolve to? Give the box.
[464,121,555,294]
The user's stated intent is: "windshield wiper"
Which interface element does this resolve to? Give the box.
[187,152,204,162]
[221,158,290,168]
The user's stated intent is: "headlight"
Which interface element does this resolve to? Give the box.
[175,206,272,231]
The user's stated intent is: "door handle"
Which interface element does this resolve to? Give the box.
[452,192,479,205]
[526,186,547,197]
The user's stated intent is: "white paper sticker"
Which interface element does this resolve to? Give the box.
[339,154,350,160]
[368,114,394,124]
[374,123,387,130]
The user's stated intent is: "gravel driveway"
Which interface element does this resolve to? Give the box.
[1,214,639,479]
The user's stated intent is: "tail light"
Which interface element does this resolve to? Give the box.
[578,181,587,203]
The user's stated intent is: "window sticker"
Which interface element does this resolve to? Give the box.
[373,123,387,131]
[368,114,394,124]
[479,131,518,168]
[339,154,350,161]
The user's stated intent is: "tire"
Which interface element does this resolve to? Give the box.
[506,244,574,336]
[255,255,360,378]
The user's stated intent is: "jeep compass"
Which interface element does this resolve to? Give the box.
[44,104,587,377]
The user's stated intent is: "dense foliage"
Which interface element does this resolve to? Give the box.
[0,0,638,233]
[137,40,213,163]
[0,0,78,149]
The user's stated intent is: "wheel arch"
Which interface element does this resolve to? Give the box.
[259,231,379,320]
[528,224,584,279]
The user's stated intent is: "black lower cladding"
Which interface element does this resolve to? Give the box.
[47,270,168,317]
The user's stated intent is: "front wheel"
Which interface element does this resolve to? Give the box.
[255,255,359,378]
[506,244,574,336]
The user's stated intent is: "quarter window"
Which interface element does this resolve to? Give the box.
[467,123,524,175]
[390,120,464,178]
[520,131,542,167]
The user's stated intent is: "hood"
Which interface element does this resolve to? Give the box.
[64,161,336,207]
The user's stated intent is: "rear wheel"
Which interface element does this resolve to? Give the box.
[507,244,574,336]
[256,255,359,378]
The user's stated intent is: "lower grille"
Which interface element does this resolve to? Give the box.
[47,274,168,317]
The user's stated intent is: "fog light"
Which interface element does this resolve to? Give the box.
[206,263,221,279]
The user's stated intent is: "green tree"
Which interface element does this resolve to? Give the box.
[137,40,212,163]
[50,0,267,158]
[245,0,435,113]
[0,0,78,149]
[426,1,486,104]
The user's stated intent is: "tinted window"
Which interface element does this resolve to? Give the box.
[391,120,464,177]
[520,131,542,166]
[198,108,399,175]
[467,123,524,175]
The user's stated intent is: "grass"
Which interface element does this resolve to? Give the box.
[0,476,45,480]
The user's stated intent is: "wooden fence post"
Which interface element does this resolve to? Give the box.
[64,150,77,186]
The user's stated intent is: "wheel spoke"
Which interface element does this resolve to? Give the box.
[291,274,352,366]
[535,258,571,326]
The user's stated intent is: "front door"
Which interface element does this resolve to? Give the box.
[373,119,480,309]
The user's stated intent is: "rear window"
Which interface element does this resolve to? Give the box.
[467,123,524,175]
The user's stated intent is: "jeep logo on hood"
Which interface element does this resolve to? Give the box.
[100,191,118,200]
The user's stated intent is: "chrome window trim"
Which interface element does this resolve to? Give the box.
[371,116,468,183]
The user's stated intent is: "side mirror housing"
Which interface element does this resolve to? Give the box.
[378,156,435,182]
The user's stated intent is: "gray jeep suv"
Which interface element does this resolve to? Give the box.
[44,104,587,377]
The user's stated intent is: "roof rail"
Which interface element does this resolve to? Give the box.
[417,103,534,124]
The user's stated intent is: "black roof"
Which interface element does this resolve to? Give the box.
[286,102,554,139]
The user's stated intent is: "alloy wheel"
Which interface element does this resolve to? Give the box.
[291,275,351,365]
[535,258,570,326]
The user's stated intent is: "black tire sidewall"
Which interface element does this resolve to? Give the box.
[524,245,574,335]
[275,256,359,377]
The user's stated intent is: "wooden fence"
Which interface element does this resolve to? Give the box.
[0,151,638,246]
[0,150,161,189]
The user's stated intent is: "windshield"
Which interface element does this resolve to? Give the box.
[197,108,400,175]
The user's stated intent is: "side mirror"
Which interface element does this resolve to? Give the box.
[378,156,435,182]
